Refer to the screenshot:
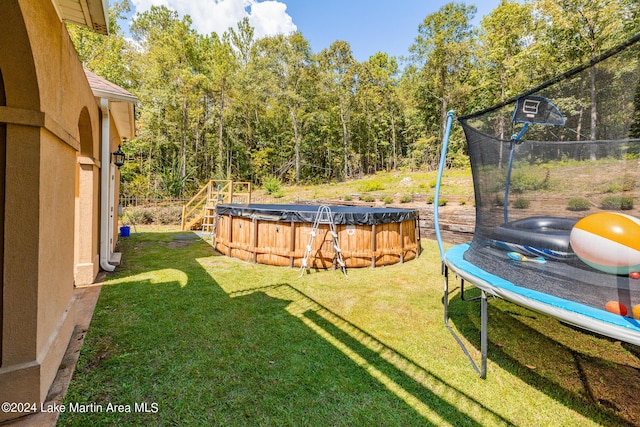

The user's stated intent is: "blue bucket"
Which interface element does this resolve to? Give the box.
[120,225,131,237]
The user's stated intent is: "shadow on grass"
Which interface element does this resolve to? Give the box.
[62,231,638,426]
[229,284,515,427]
[446,284,640,427]
[63,232,502,426]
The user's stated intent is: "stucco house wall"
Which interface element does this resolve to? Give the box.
[0,0,133,422]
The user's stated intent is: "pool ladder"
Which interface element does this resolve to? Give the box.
[200,199,218,241]
[300,205,346,276]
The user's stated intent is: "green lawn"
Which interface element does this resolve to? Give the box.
[251,169,474,203]
[60,228,640,426]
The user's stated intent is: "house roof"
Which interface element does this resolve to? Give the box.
[84,69,138,103]
[53,0,109,35]
[85,69,137,139]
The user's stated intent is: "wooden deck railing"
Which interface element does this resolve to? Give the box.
[181,180,252,230]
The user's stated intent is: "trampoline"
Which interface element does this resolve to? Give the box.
[434,33,640,377]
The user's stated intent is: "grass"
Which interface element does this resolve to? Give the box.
[60,227,640,426]
[251,169,474,203]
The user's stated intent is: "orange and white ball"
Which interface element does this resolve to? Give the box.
[569,212,640,275]
[605,301,628,316]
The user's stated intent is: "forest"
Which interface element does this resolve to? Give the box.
[68,0,640,198]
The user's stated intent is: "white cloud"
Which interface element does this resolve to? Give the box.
[247,1,296,37]
[130,0,296,37]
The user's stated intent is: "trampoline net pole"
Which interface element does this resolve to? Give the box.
[434,111,455,263]
[503,123,528,223]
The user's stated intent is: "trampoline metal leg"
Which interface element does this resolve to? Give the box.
[480,290,488,379]
[443,264,488,378]
[461,278,482,302]
[443,263,449,325]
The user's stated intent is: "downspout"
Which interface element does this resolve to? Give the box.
[99,98,116,271]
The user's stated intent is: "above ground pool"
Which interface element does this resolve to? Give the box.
[213,204,421,269]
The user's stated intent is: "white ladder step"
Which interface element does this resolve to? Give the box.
[300,205,346,277]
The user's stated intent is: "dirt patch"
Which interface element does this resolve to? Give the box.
[166,233,201,248]
[82,335,114,372]
[579,353,640,426]
[166,240,195,249]
[133,242,152,250]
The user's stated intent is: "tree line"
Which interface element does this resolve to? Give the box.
[69,0,640,197]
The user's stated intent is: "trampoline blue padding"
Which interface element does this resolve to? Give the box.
[445,244,640,346]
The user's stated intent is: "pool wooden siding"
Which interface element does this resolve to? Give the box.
[214,214,420,269]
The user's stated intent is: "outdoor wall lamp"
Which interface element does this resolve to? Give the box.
[112,144,125,168]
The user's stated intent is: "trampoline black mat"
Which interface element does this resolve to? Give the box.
[464,244,640,313]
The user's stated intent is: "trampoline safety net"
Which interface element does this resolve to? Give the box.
[459,34,640,317]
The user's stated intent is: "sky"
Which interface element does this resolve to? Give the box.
[127,0,505,62]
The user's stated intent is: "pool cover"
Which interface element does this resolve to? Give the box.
[215,203,417,226]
